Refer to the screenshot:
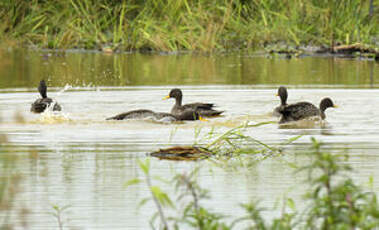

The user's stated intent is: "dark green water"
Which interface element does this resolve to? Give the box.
[0,49,377,89]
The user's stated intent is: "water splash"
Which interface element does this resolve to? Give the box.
[36,109,71,124]
[56,84,72,96]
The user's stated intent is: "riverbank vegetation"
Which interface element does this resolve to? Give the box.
[0,0,377,52]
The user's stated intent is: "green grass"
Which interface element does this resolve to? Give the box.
[0,0,377,52]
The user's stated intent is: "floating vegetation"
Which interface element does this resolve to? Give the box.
[150,146,212,161]
[150,121,301,161]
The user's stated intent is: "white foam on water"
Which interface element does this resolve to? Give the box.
[37,109,71,124]
[56,84,72,96]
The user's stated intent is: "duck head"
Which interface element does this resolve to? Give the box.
[163,88,183,105]
[276,86,288,105]
[319,97,337,112]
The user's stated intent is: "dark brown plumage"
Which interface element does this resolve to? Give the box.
[164,88,223,118]
[278,97,336,123]
[30,80,61,113]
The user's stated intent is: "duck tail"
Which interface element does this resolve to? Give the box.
[198,103,214,109]
[212,110,224,116]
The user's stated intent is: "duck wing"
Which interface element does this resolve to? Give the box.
[197,108,223,117]
[173,110,200,121]
[31,98,49,113]
[153,112,178,121]
[30,97,61,113]
[106,109,155,120]
[182,103,223,117]
[279,102,319,123]
[183,102,214,110]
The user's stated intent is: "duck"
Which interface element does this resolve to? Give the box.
[278,97,337,124]
[106,109,202,121]
[163,88,223,118]
[30,80,61,113]
[273,86,288,117]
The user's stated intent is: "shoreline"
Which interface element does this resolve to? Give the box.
[3,43,377,61]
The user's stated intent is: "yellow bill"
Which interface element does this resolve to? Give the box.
[199,116,208,122]
[163,95,170,100]
[333,105,338,108]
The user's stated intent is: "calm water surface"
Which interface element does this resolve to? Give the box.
[0,49,379,229]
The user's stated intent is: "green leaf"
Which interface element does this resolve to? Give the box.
[287,198,296,211]
[151,186,164,198]
[138,158,150,175]
[286,135,302,144]
[138,197,151,209]
[368,175,374,189]
[124,178,141,188]
[152,175,170,184]
[151,186,174,208]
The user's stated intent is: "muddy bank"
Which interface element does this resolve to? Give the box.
[265,43,378,60]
